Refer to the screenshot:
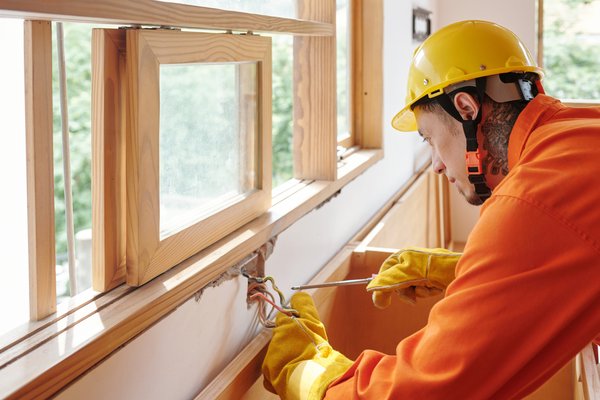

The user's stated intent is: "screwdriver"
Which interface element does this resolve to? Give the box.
[291,275,375,290]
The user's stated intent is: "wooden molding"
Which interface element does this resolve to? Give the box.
[24,20,56,321]
[91,29,127,291]
[537,0,544,67]
[353,0,383,149]
[293,0,337,181]
[580,343,600,400]
[124,29,272,286]
[0,0,333,36]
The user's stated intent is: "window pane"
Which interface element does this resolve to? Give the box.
[52,22,94,301]
[271,35,294,187]
[0,18,30,336]
[157,0,297,19]
[159,63,258,238]
[543,0,600,100]
[337,0,351,139]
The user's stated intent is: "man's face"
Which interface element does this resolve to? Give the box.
[414,107,482,205]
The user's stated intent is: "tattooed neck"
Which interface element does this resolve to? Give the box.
[480,101,523,177]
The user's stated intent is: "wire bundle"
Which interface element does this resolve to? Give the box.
[244,272,298,328]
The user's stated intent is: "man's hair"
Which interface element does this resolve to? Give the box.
[415,93,529,126]
[412,72,539,129]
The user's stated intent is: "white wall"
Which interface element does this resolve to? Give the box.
[57,1,436,399]
[435,0,537,243]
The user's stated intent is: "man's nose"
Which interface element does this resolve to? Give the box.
[432,149,445,175]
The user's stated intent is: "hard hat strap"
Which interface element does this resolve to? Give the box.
[437,77,492,203]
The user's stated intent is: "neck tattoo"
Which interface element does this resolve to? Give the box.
[480,102,520,177]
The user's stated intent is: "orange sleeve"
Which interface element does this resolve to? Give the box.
[325,195,600,399]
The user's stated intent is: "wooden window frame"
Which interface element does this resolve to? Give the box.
[0,0,384,397]
[92,28,127,291]
[24,20,57,320]
[123,29,272,286]
[336,0,384,152]
[292,0,383,181]
[536,0,600,107]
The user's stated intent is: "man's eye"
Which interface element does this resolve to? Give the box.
[422,137,432,145]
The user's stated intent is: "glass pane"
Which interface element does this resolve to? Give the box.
[543,0,600,100]
[337,0,351,139]
[52,22,94,301]
[157,0,297,19]
[271,35,294,187]
[0,18,30,336]
[160,62,259,238]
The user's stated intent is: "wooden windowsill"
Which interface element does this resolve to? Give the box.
[0,148,383,400]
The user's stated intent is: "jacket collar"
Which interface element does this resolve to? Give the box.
[507,95,564,169]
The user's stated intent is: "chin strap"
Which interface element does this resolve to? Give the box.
[436,77,492,203]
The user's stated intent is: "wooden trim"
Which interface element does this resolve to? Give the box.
[91,29,127,291]
[581,343,600,400]
[0,0,333,36]
[24,20,56,321]
[293,0,337,181]
[194,329,272,400]
[438,174,451,248]
[0,149,381,399]
[351,0,362,145]
[427,171,441,247]
[0,285,132,371]
[125,29,272,286]
[537,0,544,67]
[353,0,383,149]
[338,134,354,149]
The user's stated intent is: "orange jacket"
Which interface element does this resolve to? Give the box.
[325,95,600,399]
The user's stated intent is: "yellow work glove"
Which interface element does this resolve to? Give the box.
[262,292,353,400]
[367,247,462,309]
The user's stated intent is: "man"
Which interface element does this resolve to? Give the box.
[262,20,600,399]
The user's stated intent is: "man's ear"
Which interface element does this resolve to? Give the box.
[453,92,479,121]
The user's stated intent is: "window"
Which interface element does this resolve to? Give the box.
[1,1,384,397]
[337,0,352,145]
[0,18,29,337]
[52,22,94,302]
[271,34,294,188]
[97,29,272,285]
[539,0,600,102]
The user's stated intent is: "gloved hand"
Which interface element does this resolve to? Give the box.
[262,292,353,400]
[367,247,462,308]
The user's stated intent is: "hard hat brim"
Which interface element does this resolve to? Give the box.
[391,106,417,132]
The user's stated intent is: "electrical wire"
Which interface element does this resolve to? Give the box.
[245,272,299,328]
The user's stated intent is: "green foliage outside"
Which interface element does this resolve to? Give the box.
[336,1,349,138]
[52,24,294,256]
[543,0,600,100]
[271,35,294,187]
[52,23,92,258]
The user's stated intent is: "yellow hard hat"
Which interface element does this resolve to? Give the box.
[392,20,543,132]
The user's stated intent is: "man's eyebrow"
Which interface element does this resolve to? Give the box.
[417,129,425,138]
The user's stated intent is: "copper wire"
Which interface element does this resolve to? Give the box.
[246,275,299,328]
